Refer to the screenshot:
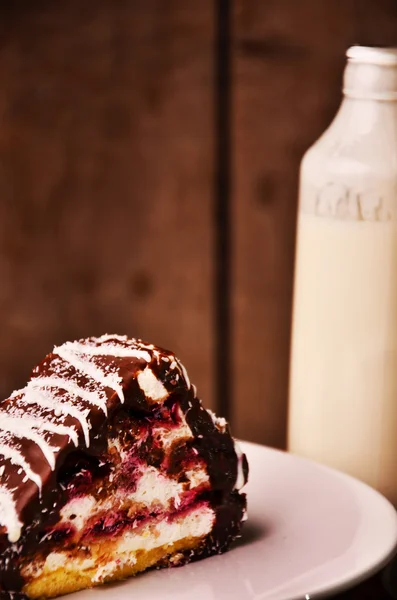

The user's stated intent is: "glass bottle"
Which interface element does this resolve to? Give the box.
[288,46,397,505]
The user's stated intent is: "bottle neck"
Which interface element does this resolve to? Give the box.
[343,47,397,102]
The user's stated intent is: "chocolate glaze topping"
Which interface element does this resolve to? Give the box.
[0,334,248,597]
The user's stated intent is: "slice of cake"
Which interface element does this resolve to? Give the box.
[0,335,248,599]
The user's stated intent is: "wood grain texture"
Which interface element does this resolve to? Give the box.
[230,0,397,447]
[0,1,215,407]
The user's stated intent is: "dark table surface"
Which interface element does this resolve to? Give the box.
[333,574,388,599]
[330,560,397,599]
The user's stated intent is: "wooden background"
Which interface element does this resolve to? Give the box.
[0,0,396,448]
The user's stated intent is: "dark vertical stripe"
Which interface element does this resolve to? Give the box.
[353,0,370,45]
[214,0,231,421]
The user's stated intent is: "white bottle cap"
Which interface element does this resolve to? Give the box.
[344,46,397,101]
[347,46,397,66]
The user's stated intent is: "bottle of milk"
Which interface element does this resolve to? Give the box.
[288,46,397,505]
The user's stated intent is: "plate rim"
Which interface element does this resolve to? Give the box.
[239,439,397,599]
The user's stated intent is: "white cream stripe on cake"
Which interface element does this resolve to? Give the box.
[32,376,108,416]
[96,334,129,343]
[0,411,79,446]
[87,335,191,390]
[93,335,170,368]
[0,487,23,543]
[0,416,60,470]
[53,344,126,403]
[0,440,43,490]
[19,385,92,447]
[62,340,152,362]
[0,413,78,454]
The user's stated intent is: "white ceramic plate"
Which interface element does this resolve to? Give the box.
[71,441,397,600]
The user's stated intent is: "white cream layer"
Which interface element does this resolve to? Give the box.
[36,505,215,583]
[151,403,193,449]
[60,464,210,532]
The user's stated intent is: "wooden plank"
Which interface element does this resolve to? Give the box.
[0,1,215,408]
[231,0,397,447]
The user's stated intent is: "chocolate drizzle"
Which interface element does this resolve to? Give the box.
[0,334,248,596]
